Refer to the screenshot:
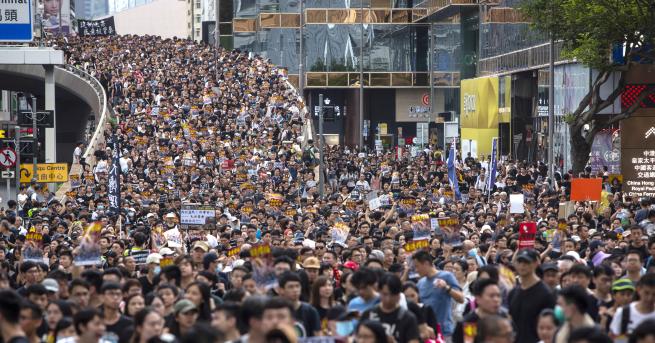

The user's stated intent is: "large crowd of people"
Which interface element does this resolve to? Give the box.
[3,34,655,343]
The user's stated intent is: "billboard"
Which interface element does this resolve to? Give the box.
[621,115,655,198]
[460,76,500,157]
[39,0,70,34]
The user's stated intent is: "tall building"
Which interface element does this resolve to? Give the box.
[75,0,109,19]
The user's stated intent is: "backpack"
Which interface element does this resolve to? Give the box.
[620,304,632,335]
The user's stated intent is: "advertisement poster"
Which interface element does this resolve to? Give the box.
[74,222,102,266]
[39,0,70,34]
[589,130,620,174]
[518,222,537,250]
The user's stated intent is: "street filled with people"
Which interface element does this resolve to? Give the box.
[3,35,655,343]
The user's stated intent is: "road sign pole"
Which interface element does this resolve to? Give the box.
[31,96,37,180]
[15,126,20,193]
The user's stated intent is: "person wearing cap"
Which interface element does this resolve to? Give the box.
[302,257,321,285]
[610,273,655,339]
[168,299,198,337]
[41,278,60,301]
[191,241,209,267]
[138,253,161,296]
[541,262,560,291]
[599,279,636,331]
[164,212,178,229]
[508,249,556,343]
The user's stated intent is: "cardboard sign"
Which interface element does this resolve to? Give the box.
[518,222,537,249]
[404,239,429,252]
[510,194,525,213]
[570,178,602,201]
[249,243,272,258]
[411,213,431,240]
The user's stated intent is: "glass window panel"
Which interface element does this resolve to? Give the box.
[391,9,410,23]
[219,0,232,22]
[306,9,327,23]
[328,73,349,86]
[349,72,370,86]
[451,72,460,86]
[305,0,371,8]
[219,23,232,34]
[280,13,300,27]
[307,73,327,86]
[371,0,391,7]
[260,13,280,27]
[370,73,391,86]
[233,19,256,32]
[256,28,300,73]
[414,72,428,86]
[369,9,390,23]
[365,24,427,72]
[433,72,452,86]
[391,73,412,86]
[233,32,256,52]
[287,74,300,88]
[432,21,461,72]
[480,22,546,59]
[327,9,359,23]
[413,9,427,21]
[234,0,256,17]
[304,24,362,72]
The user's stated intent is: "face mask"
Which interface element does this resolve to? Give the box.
[153,266,161,275]
[215,264,223,274]
[336,320,355,337]
[554,305,565,323]
[468,249,477,257]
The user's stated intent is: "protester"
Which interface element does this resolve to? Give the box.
[0,34,644,343]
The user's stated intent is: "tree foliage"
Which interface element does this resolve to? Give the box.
[520,0,655,173]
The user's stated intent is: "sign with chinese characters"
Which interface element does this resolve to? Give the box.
[77,17,116,37]
[0,0,33,41]
[621,114,655,198]
[108,134,121,214]
[180,204,216,226]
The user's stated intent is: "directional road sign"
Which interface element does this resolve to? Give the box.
[0,147,17,168]
[20,163,68,183]
[1,170,15,179]
[0,0,34,42]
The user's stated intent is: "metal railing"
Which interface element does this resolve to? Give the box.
[54,64,109,198]
[282,76,315,148]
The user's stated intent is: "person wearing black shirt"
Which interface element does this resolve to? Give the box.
[0,289,30,343]
[508,249,556,343]
[361,273,420,343]
[99,283,134,343]
[453,278,509,343]
[276,272,321,337]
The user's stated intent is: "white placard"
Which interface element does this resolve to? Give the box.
[510,194,525,214]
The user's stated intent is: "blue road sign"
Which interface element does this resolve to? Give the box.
[0,0,33,42]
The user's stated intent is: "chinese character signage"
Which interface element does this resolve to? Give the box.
[77,16,116,37]
[180,204,216,226]
[108,134,121,214]
[0,0,33,41]
[621,114,655,198]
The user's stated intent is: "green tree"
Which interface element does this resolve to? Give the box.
[521,0,655,173]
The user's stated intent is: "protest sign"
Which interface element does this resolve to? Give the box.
[509,194,525,213]
[331,222,350,245]
[518,222,537,249]
[399,197,416,214]
[250,243,277,290]
[437,217,461,246]
[164,228,183,248]
[570,178,602,201]
[411,213,431,240]
[180,204,216,227]
[74,222,102,266]
[23,227,44,263]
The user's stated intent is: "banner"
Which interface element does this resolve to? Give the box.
[39,0,71,34]
[78,17,116,37]
[108,135,121,214]
[518,222,537,249]
[487,137,498,194]
[447,139,461,200]
[589,130,620,174]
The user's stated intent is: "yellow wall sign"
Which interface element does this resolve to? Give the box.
[20,163,69,183]
[460,76,501,157]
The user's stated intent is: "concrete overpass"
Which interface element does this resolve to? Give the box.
[0,48,109,201]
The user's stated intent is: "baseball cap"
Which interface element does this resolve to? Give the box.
[192,241,209,252]
[516,249,539,263]
[612,278,636,293]
[343,261,359,271]
[541,262,559,273]
[146,253,162,265]
[174,299,197,314]
[159,247,175,256]
[302,257,321,269]
[589,240,605,251]
[42,278,59,293]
